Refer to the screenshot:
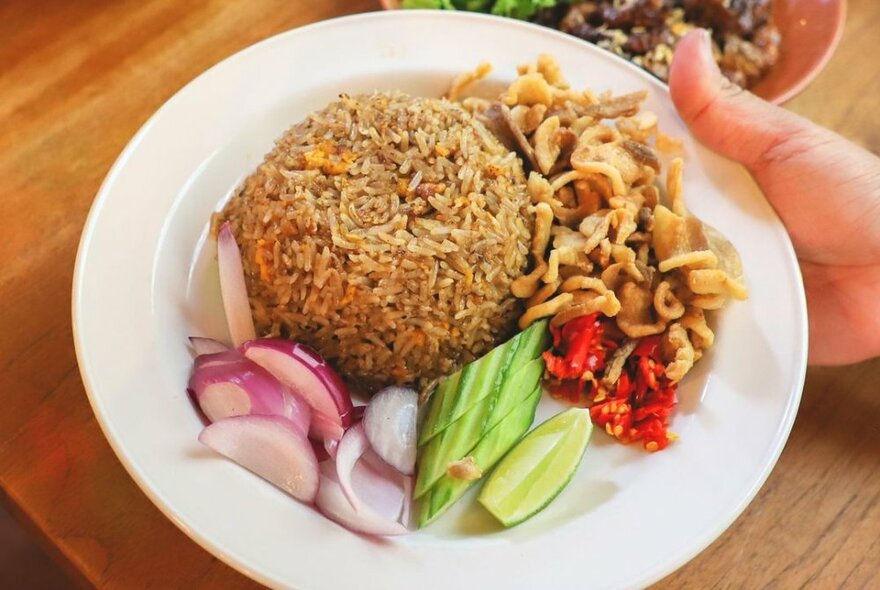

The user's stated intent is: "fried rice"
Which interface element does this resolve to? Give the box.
[220,91,531,389]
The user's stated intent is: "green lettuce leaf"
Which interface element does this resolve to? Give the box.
[401,0,456,8]
[491,0,557,20]
[453,0,494,10]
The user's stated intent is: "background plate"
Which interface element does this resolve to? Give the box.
[73,11,808,590]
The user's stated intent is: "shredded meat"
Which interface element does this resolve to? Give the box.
[538,0,780,89]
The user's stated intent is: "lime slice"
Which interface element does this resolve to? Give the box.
[478,407,592,527]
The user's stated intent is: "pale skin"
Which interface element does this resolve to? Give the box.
[669,30,880,365]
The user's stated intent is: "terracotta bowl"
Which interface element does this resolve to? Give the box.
[379,0,846,104]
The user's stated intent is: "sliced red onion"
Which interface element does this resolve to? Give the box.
[361,450,404,485]
[311,439,331,463]
[189,336,230,356]
[347,405,366,426]
[363,386,418,475]
[315,461,408,536]
[281,390,312,438]
[400,476,413,527]
[218,222,256,347]
[189,358,293,426]
[241,340,352,441]
[311,412,345,442]
[193,349,244,371]
[354,452,406,521]
[323,438,339,460]
[199,415,319,503]
[335,422,371,508]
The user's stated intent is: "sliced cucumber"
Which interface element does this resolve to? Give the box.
[483,357,544,434]
[419,369,462,447]
[414,346,546,498]
[438,338,517,439]
[419,320,548,446]
[414,392,494,498]
[414,321,550,510]
[418,385,542,528]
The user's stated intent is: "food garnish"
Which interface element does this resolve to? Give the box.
[241,339,354,441]
[479,407,592,527]
[363,386,418,475]
[192,341,416,535]
[315,459,410,536]
[544,315,678,450]
[199,415,320,503]
[415,320,549,494]
[416,320,549,526]
[472,54,747,451]
[188,336,230,356]
[188,353,306,425]
[217,222,256,346]
[419,385,542,527]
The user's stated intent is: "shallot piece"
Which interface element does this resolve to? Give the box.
[188,358,288,425]
[280,390,313,438]
[400,475,413,527]
[315,461,408,536]
[189,336,230,356]
[335,422,371,507]
[349,405,367,425]
[311,439,331,463]
[217,222,256,347]
[193,349,245,371]
[199,415,319,503]
[362,451,410,524]
[363,386,418,475]
[241,339,353,441]
[356,451,407,522]
[323,438,339,460]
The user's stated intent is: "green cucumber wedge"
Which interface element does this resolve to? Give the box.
[419,320,549,447]
[478,407,593,528]
[414,353,547,498]
[419,370,462,447]
[414,391,494,499]
[436,340,516,440]
[483,357,544,433]
[418,385,542,528]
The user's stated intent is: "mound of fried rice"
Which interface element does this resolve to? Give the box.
[220,92,531,388]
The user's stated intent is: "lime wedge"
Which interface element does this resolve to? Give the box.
[478,407,592,527]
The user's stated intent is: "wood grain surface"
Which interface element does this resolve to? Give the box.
[0,0,877,588]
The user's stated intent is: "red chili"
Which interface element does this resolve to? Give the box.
[545,318,678,452]
[543,313,609,381]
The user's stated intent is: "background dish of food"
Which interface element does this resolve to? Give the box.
[381,0,846,104]
[73,11,807,590]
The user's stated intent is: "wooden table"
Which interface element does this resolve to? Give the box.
[1,0,878,588]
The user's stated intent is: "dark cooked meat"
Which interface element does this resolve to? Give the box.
[541,0,780,89]
[683,0,773,36]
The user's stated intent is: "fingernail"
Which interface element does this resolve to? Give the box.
[696,29,724,80]
[698,29,712,60]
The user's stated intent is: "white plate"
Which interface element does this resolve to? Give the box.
[73,10,808,590]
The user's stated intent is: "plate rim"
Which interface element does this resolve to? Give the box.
[73,10,809,589]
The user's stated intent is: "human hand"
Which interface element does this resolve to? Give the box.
[669,29,880,366]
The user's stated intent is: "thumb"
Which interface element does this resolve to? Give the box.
[670,29,880,267]
[669,29,811,175]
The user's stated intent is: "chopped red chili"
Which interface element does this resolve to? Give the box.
[544,317,678,452]
[543,314,610,381]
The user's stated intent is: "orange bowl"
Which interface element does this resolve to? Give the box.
[379,0,845,104]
